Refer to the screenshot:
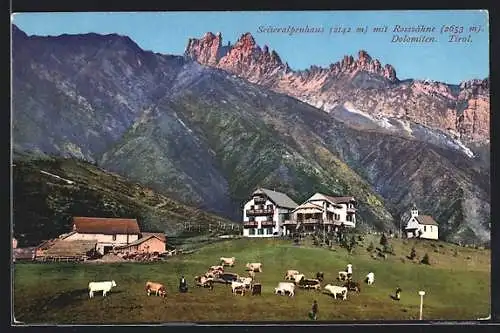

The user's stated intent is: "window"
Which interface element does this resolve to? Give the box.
[268,228,273,235]
[250,205,254,210]
[112,234,117,241]
[267,204,273,210]
[249,217,255,222]
[258,229,264,235]
[424,226,427,232]
[249,228,256,235]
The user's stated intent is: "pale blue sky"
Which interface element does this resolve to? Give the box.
[12,10,489,84]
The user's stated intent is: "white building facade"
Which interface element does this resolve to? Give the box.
[404,206,439,240]
[289,193,357,234]
[64,217,141,254]
[242,188,298,238]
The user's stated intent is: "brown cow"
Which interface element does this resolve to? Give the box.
[145,281,166,297]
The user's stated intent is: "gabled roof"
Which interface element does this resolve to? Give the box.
[73,217,140,235]
[44,240,97,256]
[321,194,356,204]
[415,215,438,226]
[293,201,324,212]
[141,232,166,242]
[252,188,298,209]
[115,234,166,249]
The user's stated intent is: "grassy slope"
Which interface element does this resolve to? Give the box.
[13,236,490,323]
[13,155,238,246]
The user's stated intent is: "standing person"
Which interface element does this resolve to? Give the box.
[395,287,401,300]
[309,300,318,320]
[179,275,188,293]
[346,263,353,279]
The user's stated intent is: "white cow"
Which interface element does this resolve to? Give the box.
[338,271,348,281]
[284,270,300,280]
[237,276,253,289]
[324,284,348,300]
[292,273,305,284]
[346,264,353,275]
[275,282,295,297]
[246,262,262,272]
[231,281,246,294]
[88,280,117,298]
[366,272,375,285]
[220,257,236,267]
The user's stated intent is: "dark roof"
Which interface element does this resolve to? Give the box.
[73,217,140,235]
[13,247,36,259]
[253,188,298,209]
[415,215,438,226]
[43,240,97,256]
[115,234,166,249]
[320,194,356,204]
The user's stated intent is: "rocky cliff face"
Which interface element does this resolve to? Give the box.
[184,32,490,150]
[12,26,490,244]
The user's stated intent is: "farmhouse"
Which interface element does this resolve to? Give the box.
[62,217,141,254]
[242,188,298,237]
[114,232,166,254]
[288,193,357,234]
[404,205,439,240]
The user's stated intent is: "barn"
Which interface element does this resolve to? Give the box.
[63,217,141,255]
[114,233,166,254]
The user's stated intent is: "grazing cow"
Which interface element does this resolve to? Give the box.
[231,281,246,294]
[209,265,224,272]
[316,272,324,282]
[292,274,305,284]
[275,282,295,297]
[337,271,348,281]
[284,270,300,280]
[220,257,236,267]
[233,285,245,296]
[88,280,117,298]
[195,275,214,289]
[246,262,262,272]
[343,280,361,293]
[346,264,353,278]
[145,281,167,297]
[366,272,375,285]
[252,283,262,296]
[298,278,321,290]
[238,276,253,289]
[324,284,348,300]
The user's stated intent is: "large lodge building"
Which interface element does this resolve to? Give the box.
[242,188,357,238]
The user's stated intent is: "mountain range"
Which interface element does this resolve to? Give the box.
[11,25,491,245]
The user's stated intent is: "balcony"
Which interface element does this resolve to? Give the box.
[261,221,275,227]
[283,220,296,225]
[243,221,258,227]
[300,218,322,224]
[347,207,356,213]
[253,197,267,204]
[246,208,274,216]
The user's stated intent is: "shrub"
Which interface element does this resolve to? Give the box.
[409,247,417,260]
[383,243,395,255]
[367,241,374,252]
[421,253,431,265]
[453,248,459,257]
[380,233,388,246]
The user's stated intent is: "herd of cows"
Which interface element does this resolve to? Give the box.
[86,256,376,301]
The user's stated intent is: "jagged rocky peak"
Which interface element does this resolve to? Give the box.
[184,31,225,66]
[235,32,257,48]
[460,77,489,94]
